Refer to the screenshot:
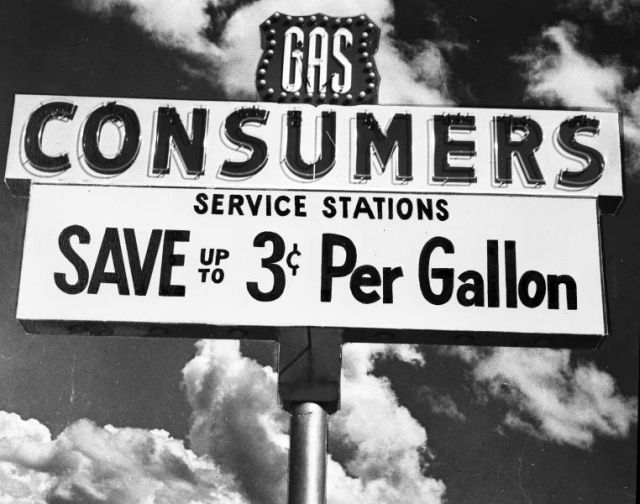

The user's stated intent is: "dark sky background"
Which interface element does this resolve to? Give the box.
[0,1,638,503]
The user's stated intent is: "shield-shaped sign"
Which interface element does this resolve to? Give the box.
[256,13,381,106]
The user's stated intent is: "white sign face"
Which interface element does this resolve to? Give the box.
[4,95,623,213]
[18,184,606,346]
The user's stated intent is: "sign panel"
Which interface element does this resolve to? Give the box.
[17,183,606,347]
[5,95,623,213]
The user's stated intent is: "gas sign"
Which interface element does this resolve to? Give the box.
[255,13,380,105]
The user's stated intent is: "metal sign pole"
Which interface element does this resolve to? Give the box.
[287,402,328,504]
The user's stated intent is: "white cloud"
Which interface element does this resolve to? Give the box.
[70,0,220,56]
[417,385,467,422]
[1,341,444,504]
[69,0,451,105]
[181,339,288,504]
[182,340,446,504]
[2,336,636,502]
[444,346,638,449]
[0,414,52,504]
[518,23,625,109]
[565,0,640,23]
[518,22,640,170]
[330,344,445,504]
[0,411,247,504]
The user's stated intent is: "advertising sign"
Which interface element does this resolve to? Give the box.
[17,183,605,347]
[5,95,623,213]
[255,13,381,106]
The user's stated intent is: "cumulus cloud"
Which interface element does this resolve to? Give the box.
[330,344,445,504]
[0,414,53,504]
[182,340,446,504]
[2,337,636,502]
[0,340,445,503]
[69,0,451,105]
[181,339,288,504]
[442,346,638,449]
[0,411,246,504]
[518,22,640,169]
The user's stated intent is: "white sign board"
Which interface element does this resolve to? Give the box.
[5,95,623,213]
[17,183,606,347]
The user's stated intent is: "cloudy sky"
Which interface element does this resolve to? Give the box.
[0,0,638,503]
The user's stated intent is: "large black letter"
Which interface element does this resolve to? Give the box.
[159,230,190,297]
[124,229,163,296]
[284,110,335,180]
[24,101,76,173]
[54,225,90,294]
[556,116,605,188]
[153,107,207,176]
[432,114,476,183]
[418,236,454,305]
[82,102,141,175]
[220,107,269,178]
[320,233,357,302]
[88,228,130,295]
[494,116,544,185]
[355,113,412,181]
